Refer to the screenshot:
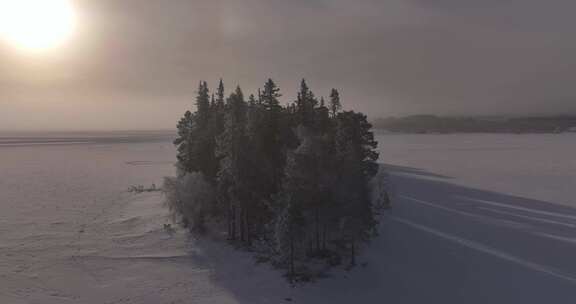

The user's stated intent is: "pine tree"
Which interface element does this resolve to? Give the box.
[333,111,379,265]
[190,81,220,183]
[216,79,225,108]
[295,79,318,127]
[216,86,252,241]
[174,81,220,182]
[174,110,196,175]
[248,94,257,107]
[274,127,318,278]
[244,91,275,239]
[206,80,227,184]
[196,81,211,128]
[261,79,282,111]
[314,96,332,135]
[329,89,342,118]
[260,79,288,193]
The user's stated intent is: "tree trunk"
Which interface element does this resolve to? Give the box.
[227,204,232,239]
[245,208,251,245]
[315,207,320,253]
[230,205,236,240]
[322,223,327,251]
[240,207,245,243]
[239,207,243,242]
[289,235,295,281]
[350,239,356,266]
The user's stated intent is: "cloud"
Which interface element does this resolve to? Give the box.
[0,0,575,130]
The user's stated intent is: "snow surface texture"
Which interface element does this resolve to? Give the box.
[1,133,576,303]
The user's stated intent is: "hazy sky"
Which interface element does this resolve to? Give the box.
[1,0,575,130]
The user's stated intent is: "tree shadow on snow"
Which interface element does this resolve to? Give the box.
[382,163,453,180]
[183,163,576,304]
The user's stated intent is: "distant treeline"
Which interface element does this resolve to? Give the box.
[372,115,576,134]
[165,79,383,281]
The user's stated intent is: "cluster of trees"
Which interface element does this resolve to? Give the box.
[165,78,380,281]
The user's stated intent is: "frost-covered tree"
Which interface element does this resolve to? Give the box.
[163,173,214,233]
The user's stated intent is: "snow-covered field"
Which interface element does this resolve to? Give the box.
[1,132,576,303]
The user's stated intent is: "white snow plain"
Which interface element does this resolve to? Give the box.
[1,132,576,303]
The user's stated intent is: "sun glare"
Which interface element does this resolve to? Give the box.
[0,0,77,52]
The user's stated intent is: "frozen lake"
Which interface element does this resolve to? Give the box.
[378,133,576,206]
[1,132,576,303]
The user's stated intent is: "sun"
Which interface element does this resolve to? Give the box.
[0,0,77,52]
